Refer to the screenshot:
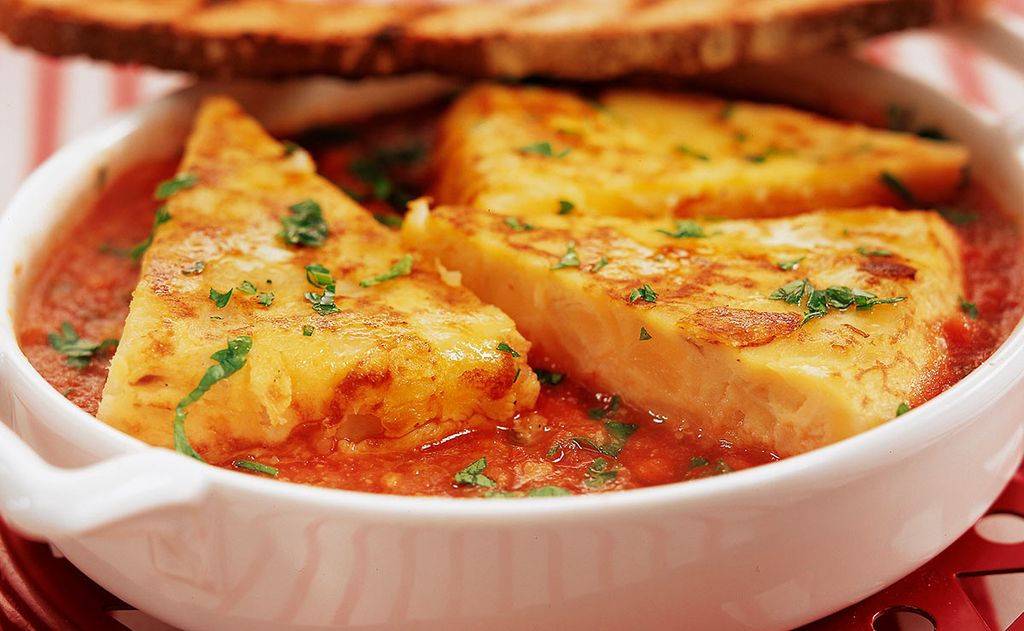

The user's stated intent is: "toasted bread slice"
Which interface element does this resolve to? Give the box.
[97,97,538,462]
[0,0,982,80]
[403,202,964,455]
[432,84,968,219]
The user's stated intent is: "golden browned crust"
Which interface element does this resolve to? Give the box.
[0,0,985,80]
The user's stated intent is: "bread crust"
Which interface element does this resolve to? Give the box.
[0,0,984,80]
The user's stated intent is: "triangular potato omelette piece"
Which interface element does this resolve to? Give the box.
[433,84,968,220]
[404,203,964,455]
[98,97,538,462]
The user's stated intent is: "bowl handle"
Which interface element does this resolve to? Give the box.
[0,421,210,541]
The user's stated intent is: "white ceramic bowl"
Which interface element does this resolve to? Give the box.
[1,57,1024,631]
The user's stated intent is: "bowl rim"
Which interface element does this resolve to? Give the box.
[2,68,1023,521]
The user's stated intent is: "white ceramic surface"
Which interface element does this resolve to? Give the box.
[1,57,1024,631]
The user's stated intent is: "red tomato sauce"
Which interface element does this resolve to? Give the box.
[16,108,1024,497]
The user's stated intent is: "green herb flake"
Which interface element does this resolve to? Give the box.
[713,458,734,475]
[959,296,979,320]
[604,421,638,441]
[302,325,315,337]
[721,102,736,121]
[896,402,911,416]
[282,141,301,157]
[154,173,198,200]
[279,199,329,248]
[551,241,581,270]
[558,199,576,215]
[129,205,172,262]
[776,257,805,271]
[504,217,534,232]
[209,288,233,308]
[47,322,118,368]
[174,336,252,460]
[359,254,414,288]
[745,147,795,163]
[348,144,424,208]
[628,283,658,304]
[373,213,404,229]
[584,458,618,488]
[496,342,521,358]
[676,145,710,161]
[454,457,496,488]
[305,263,334,288]
[534,369,565,385]
[181,261,205,275]
[857,247,893,257]
[938,207,977,225]
[689,456,710,469]
[639,327,653,341]
[519,141,571,159]
[590,256,609,273]
[233,459,279,477]
[237,280,258,295]
[879,171,920,206]
[257,292,275,307]
[656,220,705,239]
[769,279,809,305]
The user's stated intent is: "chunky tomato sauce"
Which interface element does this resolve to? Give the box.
[17,107,1024,497]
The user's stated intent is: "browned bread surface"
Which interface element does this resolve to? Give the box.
[0,0,984,80]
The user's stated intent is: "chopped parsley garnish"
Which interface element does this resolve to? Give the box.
[454,457,496,488]
[174,336,252,461]
[628,283,658,304]
[604,421,638,441]
[282,141,301,157]
[776,257,805,271]
[496,342,521,358]
[373,213,404,229]
[548,435,625,458]
[359,254,413,288]
[279,199,329,247]
[745,147,794,163]
[689,457,733,476]
[305,263,334,288]
[896,402,911,416]
[857,247,893,257]
[959,296,978,319]
[879,171,918,205]
[639,327,653,341]
[676,145,710,161]
[769,279,905,325]
[257,292,274,307]
[209,288,233,308]
[656,219,705,239]
[534,369,565,385]
[938,207,977,225]
[349,143,425,208]
[233,459,279,477]
[47,322,117,368]
[129,205,171,263]
[237,280,258,295]
[770,279,810,304]
[551,241,581,270]
[558,199,575,215]
[504,217,534,232]
[304,263,339,315]
[154,173,198,200]
[591,256,609,273]
[588,394,621,420]
[721,101,736,120]
[302,325,315,336]
[181,261,205,275]
[519,141,571,159]
[584,458,618,488]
